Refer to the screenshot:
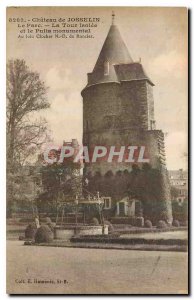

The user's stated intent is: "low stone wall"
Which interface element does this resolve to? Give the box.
[78,225,108,236]
[54,225,108,240]
[54,227,74,240]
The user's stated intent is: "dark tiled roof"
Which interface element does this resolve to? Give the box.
[114,63,154,86]
[82,24,153,90]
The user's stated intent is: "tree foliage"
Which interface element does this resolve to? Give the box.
[7,59,50,170]
[6,59,50,214]
[84,163,172,223]
[37,162,82,214]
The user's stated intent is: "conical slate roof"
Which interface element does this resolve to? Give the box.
[93,24,133,72]
[82,22,154,90]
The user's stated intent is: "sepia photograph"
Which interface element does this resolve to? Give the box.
[6,6,188,294]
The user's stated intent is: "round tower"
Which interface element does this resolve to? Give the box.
[81,15,172,223]
[81,20,155,175]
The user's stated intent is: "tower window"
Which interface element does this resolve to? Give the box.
[150,120,156,130]
[104,61,109,76]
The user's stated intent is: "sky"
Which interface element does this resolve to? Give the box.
[7,7,188,170]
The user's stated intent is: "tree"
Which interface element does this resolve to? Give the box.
[37,160,82,215]
[6,59,50,215]
[170,186,179,200]
[7,59,50,170]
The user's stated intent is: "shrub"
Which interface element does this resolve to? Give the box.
[47,222,55,232]
[25,224,37,239]
[104,220,114,233]
[35,225,54,243]
[24,241,33,245]
[157,220,167,229]
[45,217,52,224]
[136,217,144,227]
[144,220,152,228]
[91,217,99,225]
[172,219,180,227]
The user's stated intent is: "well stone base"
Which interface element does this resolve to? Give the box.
[54,225,108,240]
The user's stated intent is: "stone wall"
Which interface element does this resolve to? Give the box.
[82,80,172,223]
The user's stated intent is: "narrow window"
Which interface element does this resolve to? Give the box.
[104,61,109,76]
[86,120,89,130]
[150,120,156,130]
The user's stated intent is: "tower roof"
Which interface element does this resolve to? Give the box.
[93,24,133,73]
[82,15,154,91]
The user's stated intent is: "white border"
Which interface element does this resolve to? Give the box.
[1,0,192,299]
[2,0,193,6]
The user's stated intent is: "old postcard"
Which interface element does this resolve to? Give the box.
[6,6,188,294]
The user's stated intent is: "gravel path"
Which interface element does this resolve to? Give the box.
[7,240,188,294]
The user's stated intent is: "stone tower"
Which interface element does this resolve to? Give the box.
[81,15,172,223]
